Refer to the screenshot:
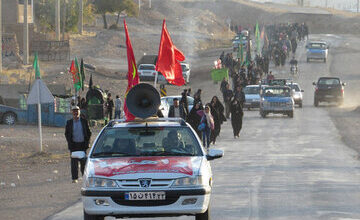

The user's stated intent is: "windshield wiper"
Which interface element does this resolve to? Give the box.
[149,151,194,156]
[92,152,133,157]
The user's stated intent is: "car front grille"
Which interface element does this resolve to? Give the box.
[111,194,179,207]
[117,179,173,189]
[269,102,287,107]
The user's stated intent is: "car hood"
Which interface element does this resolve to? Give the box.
[245,94,260,100]
[88,156,203,178]
[263,97,292,102]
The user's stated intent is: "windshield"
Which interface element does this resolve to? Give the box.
[263,88,291,97]
[139,65,155,70]
[243,86,260,94]
[92,126,203,158]
[166,97,194,106]
[318,78,340,85]
[288,84,300,92]
[309,43,326,49]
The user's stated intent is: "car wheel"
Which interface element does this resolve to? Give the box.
[260,111,267,118]
[288,111,294,118]
[195,207,210,220]
[299,102,302,108]
[314,99,319,107]
[323,58,326,63]
[3,112,16,125]
[307,58,310,63]
[83,210,104,220]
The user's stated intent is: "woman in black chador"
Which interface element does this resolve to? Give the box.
[210,96,226,145]
[230,97,244,138]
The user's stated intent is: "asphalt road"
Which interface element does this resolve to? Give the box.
[47,34,360,220]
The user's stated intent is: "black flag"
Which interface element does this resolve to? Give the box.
[89,73,93,90]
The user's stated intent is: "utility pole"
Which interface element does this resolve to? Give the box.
[62,0,66,40]
[0,0,2,74]
[23,0,29,65]
[55,0,60,41]
[78,0,83,35]
[138,0,141,12]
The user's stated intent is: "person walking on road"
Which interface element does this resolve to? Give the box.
[210,96,226,145]
[230,98,244,138]
[234,86,246,107]
[186,101,203,138]
[65,106,92,183]
[224,84,233,119]
[105,93,114,123]
[197,104,214,149]
[114,95,122,119]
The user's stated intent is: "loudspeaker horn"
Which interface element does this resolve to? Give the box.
[125,83,161,119]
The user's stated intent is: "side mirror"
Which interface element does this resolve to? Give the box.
[342,82,346,86]
[206,149,224,161]
[312,82,316,86]
[301,90,304,92]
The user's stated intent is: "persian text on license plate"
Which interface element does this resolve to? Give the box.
[125,192,166,200]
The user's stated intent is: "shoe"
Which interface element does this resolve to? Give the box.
[72,179,78,183]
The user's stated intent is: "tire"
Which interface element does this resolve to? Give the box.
[299,102,302,108]
[314,99,319,107]
[307,58,310,63]
[323,58,326,63]
[288,111,294,118]
[3,112,16,125]
[195,207,210,220]
[260,111,267,118]
[83,210,104,220]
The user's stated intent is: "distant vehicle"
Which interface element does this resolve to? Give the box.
[0,104,18,125]
[306,41,329,63]
[181,62,191,84]
[260,86,294,118]
[137,64,166,82]
[160,96,194,117]
[232,34,251,52]
[287,82,304,107]
[243,85,262,110]
[313,77,345,107]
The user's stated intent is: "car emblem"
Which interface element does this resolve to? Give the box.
[139,179,151,188]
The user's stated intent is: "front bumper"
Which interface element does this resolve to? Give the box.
[261,105,294,113]
[244,101,260,108]
[82,188,210,217]
[307,53,326,59]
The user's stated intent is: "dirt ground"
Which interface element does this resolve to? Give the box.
[2,1,360,220]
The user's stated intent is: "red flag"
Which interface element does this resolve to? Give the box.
[123,20,139,121]
[156,19,185,86]
[69,60,82,92]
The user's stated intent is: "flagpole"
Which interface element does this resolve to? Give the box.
[36,80,43,152]
[154,72,158,88]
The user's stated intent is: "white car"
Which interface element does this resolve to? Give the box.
[160,96,195,117]
[286,82,304,107]
[138,64,166,82]
[306,41,329,63]
[181,62,191,84]
[82,118,223,220]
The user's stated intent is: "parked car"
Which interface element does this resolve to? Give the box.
[286,82,304,107]
[243,85,262,110]
[260,86,294,118]
[313,77,345,107]
[306,41,329,63]
[0,104,18,125]
[160,96,194,117]
[82,118,223,220]
[181,62,191,84]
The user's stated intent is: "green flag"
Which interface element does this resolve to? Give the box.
[74,57,83,92]
[211,68,228,82]
[255,22,261,55]
[33,52,41,79]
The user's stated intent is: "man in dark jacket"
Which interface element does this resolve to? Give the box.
[224,84,233,119]
[168,98,187,120]
[65,106,92,183]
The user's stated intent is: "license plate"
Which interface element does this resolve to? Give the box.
[325,95,334,98]
[125,192,166,200]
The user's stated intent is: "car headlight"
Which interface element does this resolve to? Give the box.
[85,177,118,188]
[293,94,301,99]
[172,176,205,188]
